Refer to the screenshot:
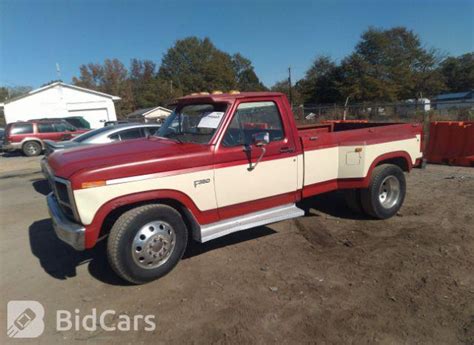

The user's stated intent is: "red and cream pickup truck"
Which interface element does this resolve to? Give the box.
[43,92,423,284]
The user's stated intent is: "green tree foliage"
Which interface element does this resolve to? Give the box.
[158,37,237,95]
[298,56,341,104]
[231,53,266,91]
[271,79,303,105]
[338,27,444,101]
[130,59,160,109]
[439,53,474,92]
[73,59,134,118]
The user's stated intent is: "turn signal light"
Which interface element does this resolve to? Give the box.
[81,180,106,189]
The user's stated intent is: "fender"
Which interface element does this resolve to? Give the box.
[21,137,44,148]
[358,150,414,188]
[83,189,219,249]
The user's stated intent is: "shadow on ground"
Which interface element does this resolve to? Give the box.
[32,178,50,195]
[299,190,373,220]
[29,219,277,286]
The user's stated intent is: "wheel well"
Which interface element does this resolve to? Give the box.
[98,199,198,241]
[375,156,410,172]
[22,139,42,148]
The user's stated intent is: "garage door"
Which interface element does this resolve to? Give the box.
[68,108,109,129]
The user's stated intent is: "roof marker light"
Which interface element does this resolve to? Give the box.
[212,90,223,95]
[229,90,240,95]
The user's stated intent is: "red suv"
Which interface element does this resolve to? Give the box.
[2,120,89,156]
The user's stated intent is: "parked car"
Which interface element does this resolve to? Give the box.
[42,91,423,284]
[2,120,88,156]
[43,123,161,156]
[0,127,4,149]
[104,120,130,127]
[35,116,91,129]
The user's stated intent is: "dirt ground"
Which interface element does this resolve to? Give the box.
[0,154,473,344]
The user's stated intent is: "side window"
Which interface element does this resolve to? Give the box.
[222,101,284,147]
[109,134,120,141]
[38,123,56,133]
[11,123,34,134]
[117,128,143,141]
[147,127,160,136]
[53,122,68,132]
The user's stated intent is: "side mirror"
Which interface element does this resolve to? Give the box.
[252,132,270,147]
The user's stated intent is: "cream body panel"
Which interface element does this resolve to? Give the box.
[214,156,298,208]
[74,169,217,225]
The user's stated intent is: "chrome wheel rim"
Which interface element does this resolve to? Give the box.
[25,143,39,155]
[378,175,400,209]
[131,221,176,269]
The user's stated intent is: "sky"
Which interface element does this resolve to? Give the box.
[0,0,473,89]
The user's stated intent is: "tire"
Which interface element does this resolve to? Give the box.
[344,189,364,214]
[107,204,188,284]
[22,141,42,156]
[360,164,406,219]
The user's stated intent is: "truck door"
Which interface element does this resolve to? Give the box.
[213,99,299,220]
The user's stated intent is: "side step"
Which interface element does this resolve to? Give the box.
[197,204,305,243]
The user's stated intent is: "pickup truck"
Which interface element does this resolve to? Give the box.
[43,92,423,284]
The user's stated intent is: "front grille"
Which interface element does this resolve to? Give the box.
[43,162,79,222]
[55,181,70,204]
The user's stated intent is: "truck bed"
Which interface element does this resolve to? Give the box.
[298,122,423,197]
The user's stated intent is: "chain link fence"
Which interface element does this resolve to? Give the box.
[293,100,474,125]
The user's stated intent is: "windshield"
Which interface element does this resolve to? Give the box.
[72,126,111,142]
[157,103,227,144]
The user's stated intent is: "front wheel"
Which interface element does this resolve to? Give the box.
[360,164,406,219]
[107,204,188,284]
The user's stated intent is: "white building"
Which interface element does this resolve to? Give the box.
[3,82,121,128]
[127,106,173,124]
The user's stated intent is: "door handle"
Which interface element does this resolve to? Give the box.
[279,147,294,153]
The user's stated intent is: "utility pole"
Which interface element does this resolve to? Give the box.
[288,67,293,106]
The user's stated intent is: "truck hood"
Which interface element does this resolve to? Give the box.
[48,137,213,182]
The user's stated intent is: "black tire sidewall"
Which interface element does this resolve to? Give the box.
[111,206,188,283]
[368,165,406,219]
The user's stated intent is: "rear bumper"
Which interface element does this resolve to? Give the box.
[47,193,85,251]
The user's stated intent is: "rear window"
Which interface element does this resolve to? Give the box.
[11,123,33,135]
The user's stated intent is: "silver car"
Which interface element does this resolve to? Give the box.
[44,123,161,156]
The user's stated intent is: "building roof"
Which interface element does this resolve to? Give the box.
[127,106,172,118]
[434,91,473,101]
[4,82,121,104]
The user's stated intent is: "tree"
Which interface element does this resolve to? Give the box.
[439,53,474,92]
[157,37,237,95]
[299,56,342,104]
[338,27,443,101]
[271,79,303,105]
[130,59,160,108]
[72,59,134,118]
[231,53,266,91]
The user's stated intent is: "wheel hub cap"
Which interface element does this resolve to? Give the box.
[378,175,401,209]
[132,221,176,269]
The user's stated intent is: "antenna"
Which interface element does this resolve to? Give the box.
[56,63,61,80]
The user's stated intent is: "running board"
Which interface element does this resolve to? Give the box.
[197,204,305,243]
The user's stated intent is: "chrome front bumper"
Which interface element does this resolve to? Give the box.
[47,193,85,250]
